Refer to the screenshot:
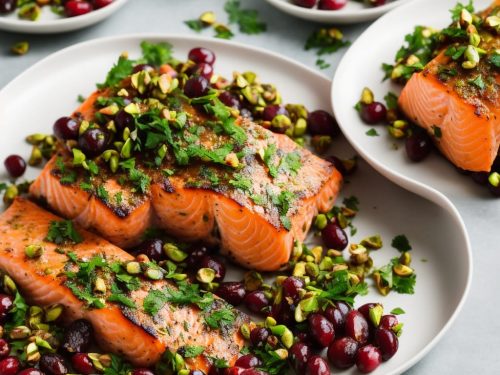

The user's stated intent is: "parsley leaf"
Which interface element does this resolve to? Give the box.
[343,195,359,211]
[366,128,379,136]
[184,19,204,32]
[316,58,330,69]
[224,0,267,35]
[390,307,406,315]
[103,354,133,375]
[108,291,136,309]
[96,185,109,202]
[140,41,174,67]
[97,55,134,89]
[432,125,442,139]
[490,52,500,68]
[182,345,205,358]
[393,273,416,294]
[384,92,399,110]
[449,0,474,22]
[392,234,412,252]
[305,28,350,56]
[229,173,252,192]
[204,307,235,329]
[45,220,83,244]
[4,292,28,332]
[279,151,302,175]
[468,75,485,90]
[263,144,278,178]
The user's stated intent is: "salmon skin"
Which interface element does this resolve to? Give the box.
[30,90,342,271]
[0,198,246,371]
[398,4,500,172]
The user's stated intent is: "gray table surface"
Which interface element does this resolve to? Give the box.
[0,0,498,374]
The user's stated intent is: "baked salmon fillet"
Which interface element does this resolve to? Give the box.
[398,3,500,172]
[0,198,246,371]
[30,82,342,271]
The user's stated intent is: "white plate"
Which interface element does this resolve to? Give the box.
[332,0,493,204]
[0,35,471,374]
[0,0,128,34]
[264,0,413,24]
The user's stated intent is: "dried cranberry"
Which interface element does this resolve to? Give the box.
[218,91,241,109]
[18,369,44,375]
[92,0,113,9]
[250,327,269,347]
[4,155,26,178]
[0,294,13,321]
[380,314,399,331]
[136,238,164,261]
[64,0,93,17]
[308,110,340,137]
[78,128,109,157]
[0,339,9,360]
[374,328,399,361]
[281,276,304,301]
[114,110,135,132]
[324,305,346,334]
[262,105,288,122]
[358,302,382,323]
[318,0,347,10]
[359,102,387,124]
[0,0,16,14]
[305,355,330,375]
[293,0,317,8]
[131,369,155,375]
[327,337,358,369]
[188,63,214,80]
[184,76,210,98]
[186,244,210,268]
[405,132,432,162]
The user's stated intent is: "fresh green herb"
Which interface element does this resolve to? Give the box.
[343,195,359,211]
[214,27,234,39]
[263,144,278,178]
[251,194,267,206]
[229,173,252,192]
[208,357,229,369]
[390,307,406,315]
[46,220,83,244]
[224,0,267,35]
[66,281,105,309]
[449,0,474,22]
[490,52,500,68]
[316,58,330,69]
[103,354,133,375]
[140,41,174,67]
[366,128,379,136]
[393,273,416,294]
[384,92,399,110]
[96,185,109,202]
[182,345,205,358]
[97,55,134,89]
[184,19,204,32]
[468,75,485,90]
[4,292,28,332]
[108,287,136,309]
[432,125,442,139]
[252,346,288,375]
[114,192,123,205]
[77,94,86,103]
[391,234,412,252]
[80,181,93,191]
[204,307,235,329]
[279,151,302,175]
[320,269,368,305]
[305,28,350,56]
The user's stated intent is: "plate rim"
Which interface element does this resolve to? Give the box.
[0,33,473,375]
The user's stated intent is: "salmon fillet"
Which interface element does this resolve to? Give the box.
[398,5,500,172]
[30,91,342,271]
[0,198,246,371]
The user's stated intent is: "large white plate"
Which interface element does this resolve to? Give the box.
[0,35,471,374]
[264,0,414,24]
[332,0,493,204]
[0,0,127,34]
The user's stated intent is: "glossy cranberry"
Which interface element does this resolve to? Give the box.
[184,76,210,98]
[375,328,399,361]
[18,368,44,375]
[71,353,94,375]
[53,116,80,140]
[308,313,335,347]
[0,0,16,14]
[114,109,135,131]
[326,156,347,176]
[78,128,109,157]
[289,342,311,373]
[244,291,269,314]
[405,132,432,162]
[215,282,246,306]
[132,63,155,73]
[359,102,387,124]
[0,340,9,360]
[358,302,382,324]
[188,47,216,65]
[262,105,288,122]
[295,331,314,346]
[335,301,351,316]
[370,0,386,6]
[471,171,489,185]
[356,345,382,373]
[281,276,304,301]
[380,314,399,331]
[188,63,214,80]
[293,0,317,8]
[92,0,113,9]
[345,310,369,344]
[321,222,348,250]
[131,369,155,375]
[200,255,226,281]
[235,354,261,369]
[62,319,93,353]
[136,238,164,261]
[318,0,347,10]
[305,355,330,375]
[250,327,269,347]
[308,110,340,137]
[223,367,244,375]
[219,91,241,109]
[327,337,358,369]
[0,294,13,320]
[40,354,68,375]
[186,244,210,268]
[4,155,26,178]
[271,300,295,326]
[324,305,346,334]
[0,356,19,375]
[64,0,93,17]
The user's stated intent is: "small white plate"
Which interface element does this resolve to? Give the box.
[332,0,493,203]
[264,0,413,24]
[0,0,128,34]
[0,35,471,374]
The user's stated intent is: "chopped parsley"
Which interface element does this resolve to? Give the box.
[229,173,252,192]
[490,52,500,68]
[391,234,412,252]
[343,195,359,211]
[279,151,302,176]
[181,345,205,358]
[468,75,485,90]
[140,41,174,66]
[4,292,28,332]
[316,58,330,70]
[384,92,399,110]
[96,185,109,202]
[305,28,350,56]
[377,257,416,295]
[204,307,235,329]
[184,19,204,32]
[45,220,83,244]
[224,0,267,35]
[97,55,134,89]
[390,307,406,315]
[365,128,379,136]
[263,144,278,178]
[432,125,442,139]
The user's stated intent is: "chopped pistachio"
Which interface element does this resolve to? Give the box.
[145,268,163,280]
[360,87,374,105]
[393,264,413,277]
[3,185,18,205]
[126,261,141,275]
[265,316,277,328]
[489,172,500,187]
[196,268,216,284]
[292,261,306,277]
[399,251,412,266]
[244,271,263,291]
[94,277,107,293]
[163,243,188,262]
[360,235,383,250]
[294,118,307,137]
[369,304,384,327]
[240,323,251,339]
[3,275,17,294]
[28,146,43,166]
[224,152,239,168]
[18,4,41,21]
[311,135,332,154]
[314,214,328,230]
[270,325,287,336]
[25,244,44,259]
[25,342,39,362]
[10,325,31,340]
[26,133,47,145]
[45,304,63,322]
[270,114,292,133]
[373,271,390,296]
[200,11,216,25]
[274,348,288,360]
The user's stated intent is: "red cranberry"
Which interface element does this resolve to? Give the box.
[0,294,13,320]
[244,291,269,314]
[64,0,93,17]
[281,276,304,301]
[262,105,288,122]
[186,244,210,268]
[358,302,382,323]
[241,370,267,375]
[40,354,68,375]
[136,238,164,261]
[249,327,269,347]
[0,0,16,14]
[71,353,94,375]
[406,132,432,162]
[375,328,399,361]
[336,301,351,316]
[200,255,226,281]
[188,63,214,80]
[305,355,330,375]
[92,0,113,9]
[235,354,261,368]
[131,369,155,375]
[356,345,382,373]
[114,110,135,132]
[219,91,241,109]
[326,156,347,176]
[380,314,399,331]
[289,342,311,373]
[295,331,314,346]
[4,155,26,178]
[318,0,347,9]
[53,116,79,140]
[132,64,155,73]
[18,369,44,375]
[308,313,335,348]
[324,305,346,334]
[359,102,387,124]
[370,0,386,6]
[0,340,9,360]
[0,357,19,375]
[271,300,295,326]
[327,337,358,369]
[308,110,340,137]
[223,368,243,375]
[215,282,246,306]
[345,310,369,344]
[78,128,109,157]
[184,76,210,98]
[321,222,348,250]
[188,47,216,65]
[293,0,317,8]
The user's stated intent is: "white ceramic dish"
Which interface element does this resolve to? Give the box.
[0,35,471,374]
[0,0,127,34]
[264,0,413,24]
[332,0,493,204]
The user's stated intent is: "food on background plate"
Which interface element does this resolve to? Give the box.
[293,0,388,11]
[0,0,113,20]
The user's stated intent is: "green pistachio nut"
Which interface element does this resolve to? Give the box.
[18,4,41,21]
[369,304,384,327]
[45,304,64,322]
[244,271,263,292]
[196,268,216,284]
[3,275,17,295]
[145,268,164,280]
[281,328,294,349]
[26,133,47,145]
[240,323,251,340]
[163,243,188,262]
[360,235,383,250]
[373,272,390,296]
[360,87,374,105]
[10,325,31,340]
[489,172,500,187]
[393,264,413,277]
[3,185,18,206]
[93,277,107,293]
[274,348,288,360]
[126,261,141,275]
[72,148,86,166]
[25,244,44,259]
[314,214,328,230]
[399,251,412,266]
